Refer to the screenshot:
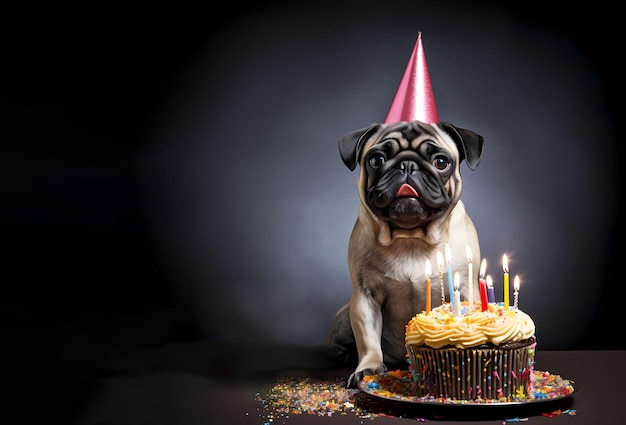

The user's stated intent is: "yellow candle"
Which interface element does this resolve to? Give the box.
[503,254,510,309]
[466,244,473,307]
[425,259,432,314]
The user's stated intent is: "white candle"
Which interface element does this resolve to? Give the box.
[466,244,473,307]
[454,272,462,317]
[513,275,520,310]
[425,259,432,314]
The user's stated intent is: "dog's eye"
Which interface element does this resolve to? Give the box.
[368,153,386,168]
[432,155,449,170]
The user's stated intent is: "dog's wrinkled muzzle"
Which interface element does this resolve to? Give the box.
[386,195,448,229]
[366,159,451,229]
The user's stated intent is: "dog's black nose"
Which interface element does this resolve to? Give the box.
[398,160,418,175]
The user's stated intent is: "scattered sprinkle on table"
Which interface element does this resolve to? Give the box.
[255,370,575,423]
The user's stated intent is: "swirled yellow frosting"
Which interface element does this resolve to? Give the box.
[405,303,535,349]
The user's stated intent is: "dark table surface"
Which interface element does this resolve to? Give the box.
[74,344,623,425]
[6,310,624,424]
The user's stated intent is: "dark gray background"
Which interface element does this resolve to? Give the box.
[3,0,623,356]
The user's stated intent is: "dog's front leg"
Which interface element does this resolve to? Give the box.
[346,290,386,388]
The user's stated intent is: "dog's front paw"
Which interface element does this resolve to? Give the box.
[346,364,388,388]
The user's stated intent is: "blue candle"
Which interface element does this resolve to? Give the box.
[454,273,462,317]
[486,275,495,303]
[445,244,455,310]
[466,245,474,307]
[437,251,445,306]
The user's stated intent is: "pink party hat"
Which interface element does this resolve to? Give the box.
[384,32,439,124]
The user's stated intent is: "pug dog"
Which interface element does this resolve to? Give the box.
[325,120,484,388]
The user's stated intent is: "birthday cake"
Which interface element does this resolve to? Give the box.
[405,302,537,402]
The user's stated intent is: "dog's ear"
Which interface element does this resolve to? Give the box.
[338,124,382,171]
[438,122,484,171]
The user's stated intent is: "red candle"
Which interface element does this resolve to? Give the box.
[479,258,488,311]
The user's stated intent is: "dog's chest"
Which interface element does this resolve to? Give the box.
[382,254,428,285]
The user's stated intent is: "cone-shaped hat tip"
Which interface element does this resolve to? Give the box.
[384,32,439,124]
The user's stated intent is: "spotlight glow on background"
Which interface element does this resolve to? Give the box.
[137,4,618,349]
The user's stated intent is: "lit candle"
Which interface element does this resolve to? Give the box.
[503,254,510,310]
[437,251,445,306]
[466,244,474,307]
[454,272,462,317]
[479,258,488,311]
[513,275,520,310]
[486,275,495,303]
[445,243,455,309]
[425,259,432,314]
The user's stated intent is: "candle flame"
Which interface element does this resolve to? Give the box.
[479,258,487,278]
[454,272,460,290]
[514,275,520,291]
[486,275,493,287]
[425,259,432,278]
[445,243,451,264]
[437,251,444,270]
[502,254,509,273]
[466,244,472,263]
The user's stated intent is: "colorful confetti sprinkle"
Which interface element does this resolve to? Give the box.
[255,377,362,419]
[255,370,576,423]
[360,369,575,404]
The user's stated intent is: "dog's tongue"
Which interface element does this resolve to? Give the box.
[397,183,419,198]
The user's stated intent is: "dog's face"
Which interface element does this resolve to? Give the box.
[339,121,483,244]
